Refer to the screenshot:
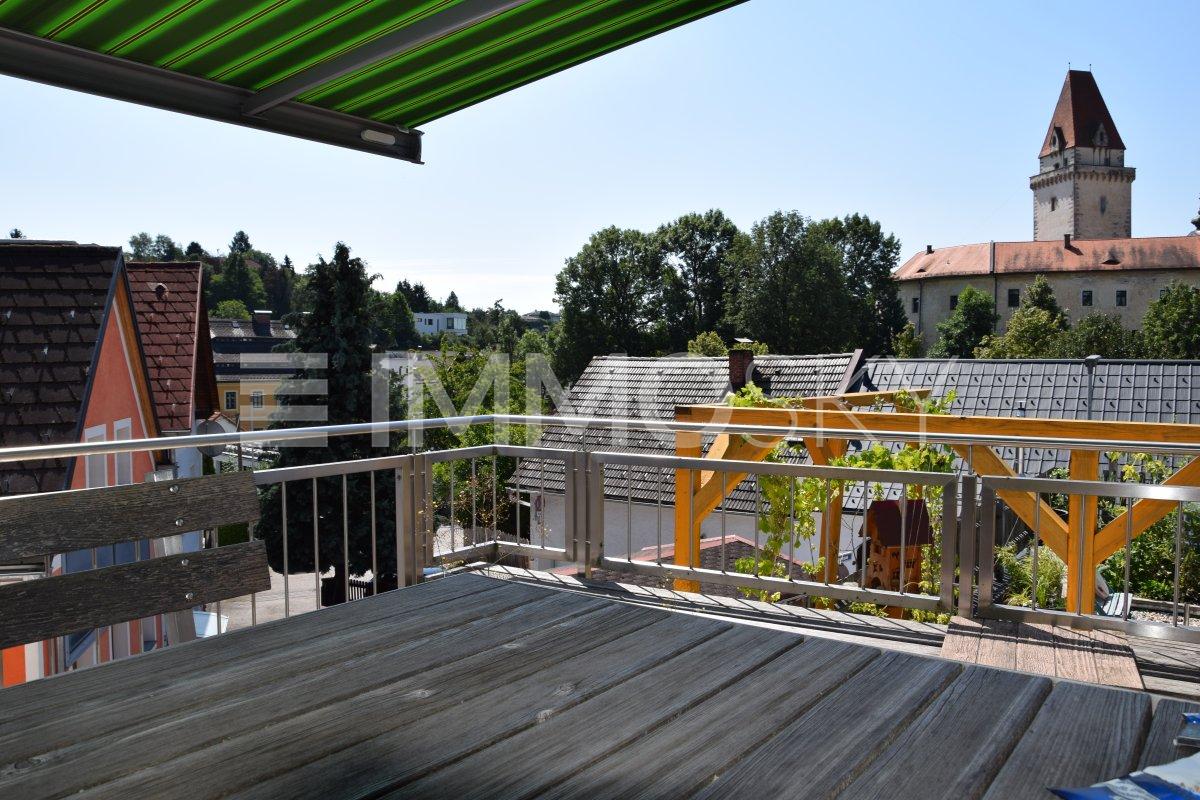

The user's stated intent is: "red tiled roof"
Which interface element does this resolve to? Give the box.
[1040,70,1125,157]
[895,236,1200,281]
[0,242,120,494]
[126,262,218,434]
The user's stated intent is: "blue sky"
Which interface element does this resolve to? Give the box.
[1,0,1197,311]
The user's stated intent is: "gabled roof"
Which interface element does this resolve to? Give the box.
[0,241,121,494]
[1040,70,1125,157]
[515,352,860,511]
[126,262,218,434]
[894,236,1200,281]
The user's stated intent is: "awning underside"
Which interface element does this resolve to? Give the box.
[0,0,745,162]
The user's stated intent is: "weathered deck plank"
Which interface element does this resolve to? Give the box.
[0,591,627,797]
[1052,625,1101,684]
[1014,622,1057,676]
[975,619,1018,670]
[1139,698,1200,769]
[388,624,802,799]
[692,651,962,799]
[1088,628,1143,690]
[0,572,504,731]
[533,638,880,800]
[86,605,723,799]
[981,682,1151,799]
[840,665,1050,800]
[940,616,983,662]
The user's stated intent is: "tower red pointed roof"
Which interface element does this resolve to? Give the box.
[1039,70,1125,157]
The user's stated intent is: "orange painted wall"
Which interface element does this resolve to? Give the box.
[69,303,156,490]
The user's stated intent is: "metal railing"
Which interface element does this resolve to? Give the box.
[6,412,1200,676]
[977,475,1200,643]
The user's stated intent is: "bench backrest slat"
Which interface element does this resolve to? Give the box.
[0,540,271,650]
[0,472,261,563]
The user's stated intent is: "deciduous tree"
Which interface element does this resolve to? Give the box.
[930,286,997,358]
[1141,282,1200,359]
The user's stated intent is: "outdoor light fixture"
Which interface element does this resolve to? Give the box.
[360,129,399,146]
[1083,354,1102,421]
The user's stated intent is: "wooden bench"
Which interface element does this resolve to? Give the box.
[0,472,270,650]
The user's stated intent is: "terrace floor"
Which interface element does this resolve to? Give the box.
[5,572,1199,799]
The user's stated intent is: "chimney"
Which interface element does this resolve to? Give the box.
[153,282,168,301]
[1063,233,1072,249]
[925,244,933,255]
[728,349,754,392]
[252,309,272,336]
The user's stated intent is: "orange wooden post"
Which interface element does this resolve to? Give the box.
[1065,450,1100,613]
[804,438,847,584]
[673,430,703,592]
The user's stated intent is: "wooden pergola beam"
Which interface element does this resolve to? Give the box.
[1094,457,1200,562]
[954,445,1070,558]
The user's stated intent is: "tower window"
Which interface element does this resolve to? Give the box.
[1007,288,1020,308]
[912,297,920,313]
[950,295,958,310]
[1100,196,1108,214]
[1115,290,1127,307]
[1081,290,1093,307]
[1050,197,1057,212]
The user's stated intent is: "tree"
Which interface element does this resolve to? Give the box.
[930,286,997,358]
[185,241,208,260]
[257,243,398,602]
[209,250,267,310]
[892,322,924,358]
[229,230,252,255]
[552,226,666,382]
[812,213,906,355]
[387,287,419,349]
[728,211,850,355]
[657,210,742,349]
[212,299,251,320]
[261,254,296,315]
[444,291,463,312]
[687,331,728,356]
[128,232,154,260]
[515,329,549,360]
[396,279,437,313]
[1058,313,1142,359]
[1021,274,1069,329]
[975,307,1065,358]
[7,228,24,239]
[1141,282,1200,359]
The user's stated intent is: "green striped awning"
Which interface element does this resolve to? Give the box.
[0,0,745,162]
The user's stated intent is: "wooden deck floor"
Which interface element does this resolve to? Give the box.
[1,573,1197,799]
[941,616,1145,690]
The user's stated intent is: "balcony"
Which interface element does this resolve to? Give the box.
[2,412,1200,798]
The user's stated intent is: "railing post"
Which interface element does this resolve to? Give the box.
[565,450,586,564]
[977,483,996,613]
[585,454,605,575]
[957,475,978,619]
[939,476,959,613]
[396,456,421,587]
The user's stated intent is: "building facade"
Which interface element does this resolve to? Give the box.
[210,310,298,430]
[414,312,468,337]
[899,70,1200,347]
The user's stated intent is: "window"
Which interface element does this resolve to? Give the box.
[251,391,264,409]
[911,297,920,313]
[1081,290,1093,307]
[1100,196,1108,214]
[224,390,237,411]
[1116,290,1127,307]
[113,419,133,486]
[950,295,958,310]
[1050,196,1057,212]
[1007,288,1020,308]
[83,425,107,488]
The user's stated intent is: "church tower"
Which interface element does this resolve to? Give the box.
[1031,70,1135,241]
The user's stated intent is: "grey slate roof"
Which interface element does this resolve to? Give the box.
[854,358,1200,479]
[514,353,860,514]
[0,242,121,495]
[210,317,298,381]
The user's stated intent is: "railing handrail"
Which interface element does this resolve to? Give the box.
[4,411,1200,465]
[982,474,1200,502]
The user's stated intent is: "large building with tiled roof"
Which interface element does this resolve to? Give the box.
[209,309,297,430]
[898,70,1200,347]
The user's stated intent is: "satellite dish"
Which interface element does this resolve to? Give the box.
[195,415,237,458]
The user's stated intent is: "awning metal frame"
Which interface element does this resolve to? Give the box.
[0,26,423,163]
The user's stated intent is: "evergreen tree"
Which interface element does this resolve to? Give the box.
[1059,313,1143,359]
[396,279,436,313]
[8,228,24,239]
[930,286,997,358]
[229,230,252,255]
[444,291,463,312]
[210,251,267,310]
[1021,275,1069,329]
[1142,282,1200,358]
[388,287,419,349]
[262,254,296,315]
[185,241,208,260]
[975,307,1065,358]
[257,243,401,601]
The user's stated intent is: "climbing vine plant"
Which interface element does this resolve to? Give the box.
[726,385,956,622]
